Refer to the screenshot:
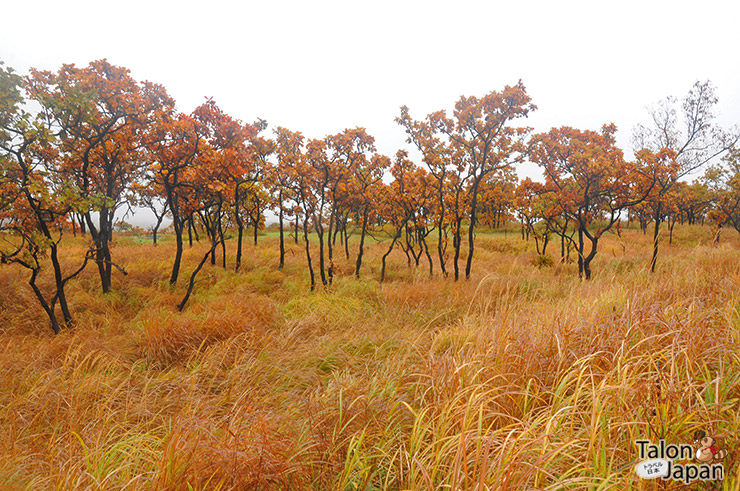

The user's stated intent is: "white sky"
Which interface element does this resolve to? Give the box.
[2,0,739,227]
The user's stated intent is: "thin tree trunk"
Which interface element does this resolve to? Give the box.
[303,217,315,291]
[49,243,72,325]
[177,241,219,311]
[235,223,244,272]
[465,183,479,280]
[219,216,226,269]
[436,181,447,277]
[278,197,285,270]
[86,209,112,294]
[381,227,403,282]
[152,212,165,245]
[650,203,662,273]
[583,236,598,280]
[171,218,184,285]
[422,235,433,277]
[560,232,565,262]
[343,223,350,260]
[453,218,462,281]
[235,185,243,271]
[354,205,369,278]
[317,222,327,286]
[577,228,585,279]
[209,219,216,266]
[437,221,447,277]
[28,268,60,335]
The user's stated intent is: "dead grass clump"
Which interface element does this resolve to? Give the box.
[154,412,307,490]
[140,295,278,365]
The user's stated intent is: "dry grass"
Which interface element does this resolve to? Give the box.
[1,224,739,490]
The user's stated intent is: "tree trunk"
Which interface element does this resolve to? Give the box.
[332,213,341,248]
[86,209,112,294]
[437,221,447,277]
[171,218,183,285]
[354,205,369,278]
[381,227,403,282]
[542,234,549,256]
[235,185,243,272]
[303,217,316,291]
[49,242,72,325]
[583,236,598,280]
[327,208,335,260]
[317,220,327,286]
[343,220,350,260]
[453,218,463,281]
[464,182,479,280]
[577,228,584,279]
[560,232,566,263]
[278,198,285,270]
[650,203,662,273]
[235,223,244,272]
[28,268,60,335]
[152,212,165,245]
[177,241,219,311]
[422,235,433,277]
[219,217,226,269]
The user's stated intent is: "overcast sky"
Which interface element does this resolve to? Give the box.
[2,0,739,226]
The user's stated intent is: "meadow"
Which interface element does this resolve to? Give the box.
[1,224,739,490]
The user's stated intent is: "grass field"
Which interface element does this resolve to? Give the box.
[1,224,739,490]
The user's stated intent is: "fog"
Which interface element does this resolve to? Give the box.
[3,0,739,227]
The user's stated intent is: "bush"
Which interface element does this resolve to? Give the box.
[532,254,554,268]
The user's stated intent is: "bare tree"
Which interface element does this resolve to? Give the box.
[633,80,739,272]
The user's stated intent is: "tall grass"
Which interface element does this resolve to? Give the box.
[0,225,738,489]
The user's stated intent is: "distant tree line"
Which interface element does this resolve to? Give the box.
[1,59,738,333]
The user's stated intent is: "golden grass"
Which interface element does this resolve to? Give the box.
[0,224,739,489]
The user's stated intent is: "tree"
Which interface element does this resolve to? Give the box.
[132,179,168,245]
[398,81,535,279]
[275,128,330,291]
[27,59,173,293]
[514,178,549,253]
[304,138,332,287]
[706,151,740,237]
[0,60,92,333]
[633,80,739,271]
[397,108,452,277]
[324,128,376,283]
[377,151,434,282]
[175,99,255,310]
[143,111,203,284]
[272,127,304,271]
[530,124,649,279]
[235,122,270,271]
[352,152,388,278]
[479,170,516,229]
